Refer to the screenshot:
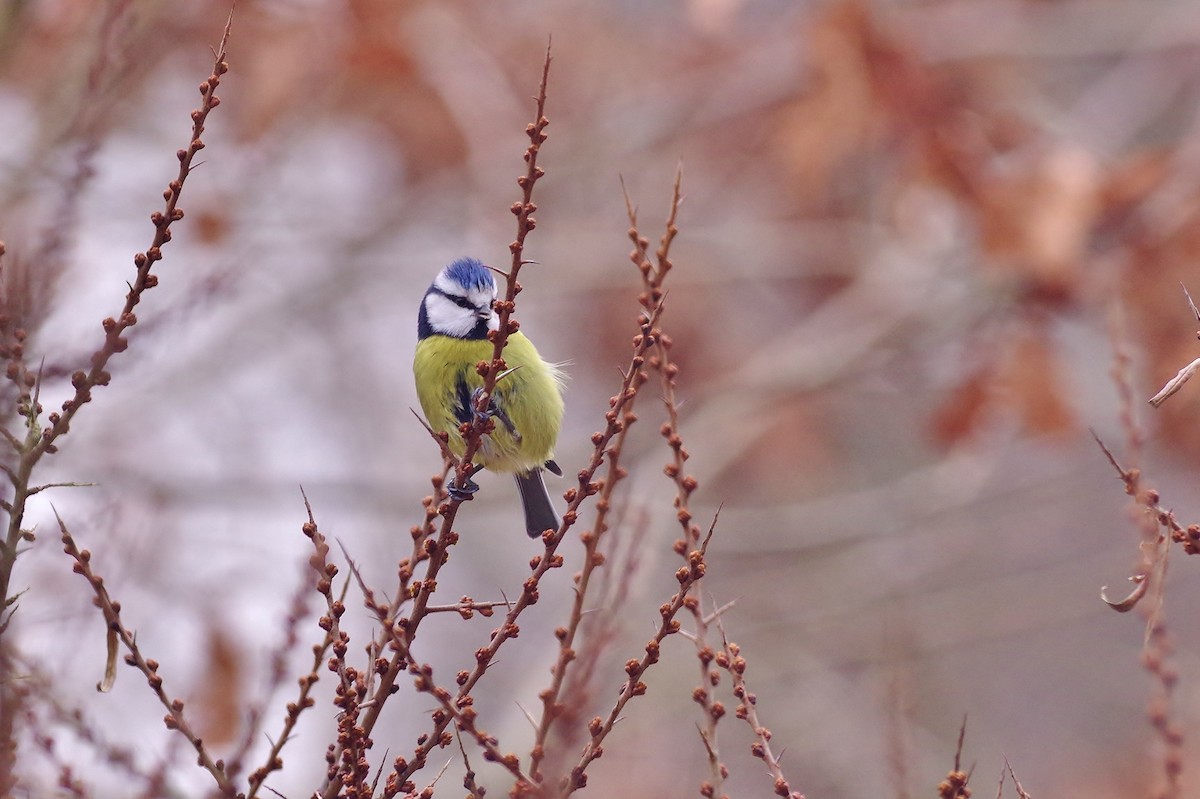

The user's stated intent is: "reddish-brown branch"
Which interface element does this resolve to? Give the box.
[0,10,234,633]
[712,616,804,799]
[381,303,664,797]
[456,38,553,497]
[301,494,380,799]
[536,509,650,785]
[319,45,556,799]
[937,719,970,799]
[56,512,235,796]
[562,527,713,797]
[626,168,739,797]
[31,19,232,464]
[243,554,341,799]
[528,326,645,782]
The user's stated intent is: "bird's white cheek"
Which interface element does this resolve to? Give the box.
[425,295,476,337]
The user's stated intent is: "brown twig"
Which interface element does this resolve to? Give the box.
[425,598,507,616]
[301,492,378,799]
[527,298,648,781]
[456,728,484,799]
[244,556,340,799]
[381,302,665,798]
[535,504,650,786]
[1002,759,1031,799]
[405,658,538,788]
[626,167,741,798]
[937,718,971,799]
[320,45,556,799]
[389,459,454,622]
[0,7,235,632]
[688,591,730,799]
[562,521,714,796]
[30,18,231,464]
[55,510,235,796]
[455,36,553,497]
[712,610,803,799]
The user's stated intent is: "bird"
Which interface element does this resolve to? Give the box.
[413,257,565,537]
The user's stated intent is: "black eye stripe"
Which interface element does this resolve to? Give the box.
[432,284,487,311]
[430,286,486,312]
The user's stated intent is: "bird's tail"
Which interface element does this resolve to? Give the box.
[514,468,559,538]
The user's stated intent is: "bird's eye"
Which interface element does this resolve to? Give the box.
[451,295,477,311]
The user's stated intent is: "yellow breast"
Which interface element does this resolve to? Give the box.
[413,331,564,473]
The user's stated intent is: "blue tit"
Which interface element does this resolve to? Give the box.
[414,257,566,537]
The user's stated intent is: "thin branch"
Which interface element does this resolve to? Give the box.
[937,718,971,799]
[711,610,804,799]
[55,510,234,796]
[380,301,667,799]
[562,519,715,796]
[243,558,337,799]
[319,49,558,798]
[0,7,235,634]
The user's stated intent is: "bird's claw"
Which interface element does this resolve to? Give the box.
[469,387,492,423]
[448,473,480,501]
[470,387,521,441]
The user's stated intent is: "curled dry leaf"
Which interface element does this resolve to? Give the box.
[1100,573,1148,613]
[96,625,118,693]
[1148,356,1200,408]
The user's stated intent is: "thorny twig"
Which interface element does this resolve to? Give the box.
[625,168,744,798]
[533,506,650,785]
[381,301,666,798]
[0,9,235,627]
[527,286,649,780]
[56,511,235,796]
[244,557,341,799]
[561,521,714,796]
[1105,299,1183,798]
[319,42,569,799]
[712,608,804,799]
[302,493,379,799]
[937,717,971,799]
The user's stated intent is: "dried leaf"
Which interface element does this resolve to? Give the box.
[191,624,244,746]
[96,625,118,693]
[980,145,1100,298]
[1101,575,1147,613]
[1002,332,1074,437]
[1148,357,1200,408]
[931,365,993,446]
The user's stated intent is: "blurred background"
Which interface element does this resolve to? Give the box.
[3,0,1200,796]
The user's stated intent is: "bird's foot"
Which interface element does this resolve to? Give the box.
[448,463,483,501]
[448,476,480,502]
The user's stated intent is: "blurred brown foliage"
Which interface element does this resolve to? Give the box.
[3,1,1200,798]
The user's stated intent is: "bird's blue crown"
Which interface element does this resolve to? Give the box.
[443,257,495,292]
